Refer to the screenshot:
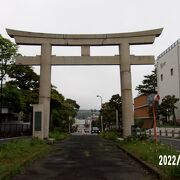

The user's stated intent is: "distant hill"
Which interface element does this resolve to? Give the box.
[76,109,99,119]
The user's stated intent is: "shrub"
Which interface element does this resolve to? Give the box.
[49,129,69,141]
[0,138,49,178]
[100,130,121,140]
[134,118,144,128]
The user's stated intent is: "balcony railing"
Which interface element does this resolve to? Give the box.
[157,39,180,60]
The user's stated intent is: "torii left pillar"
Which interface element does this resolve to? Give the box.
[39,43,52,139]
[120,42,134,137]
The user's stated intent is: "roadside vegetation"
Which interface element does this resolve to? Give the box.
[99,94,122,131]
[100,130,121,140]
[0,35,80,131]
[120,137,180,179]
[101,131,180,179]
[0,138,50,179]
[49,129,70,141]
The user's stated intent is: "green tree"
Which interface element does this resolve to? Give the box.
[8,64,39,90]
[50,87,65,129]
[0,35,79,131]
[159,95,179,124]
[7,65,40,121]
[100,94,122,130]
[50,87,80,131]
[136,69,157,94]
[0,35,17,81]
[101,102,116,129]
[2,83,25,113]
[109,94,122,115]
[0,35,17,122]
[66,98,80,118]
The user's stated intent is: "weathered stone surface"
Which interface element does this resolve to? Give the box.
[7,28,162,138]
[16,55,154,66]
[7,28,163,45]
[12,135,156,180]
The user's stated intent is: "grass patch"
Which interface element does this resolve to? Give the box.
[49,130,70,141]
[0,138,50,179]
[100,130,121,140]
[120,138,180,179]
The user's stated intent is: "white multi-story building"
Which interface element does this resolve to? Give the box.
[156,39,180,121]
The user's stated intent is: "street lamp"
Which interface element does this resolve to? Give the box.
[96,95,103,132]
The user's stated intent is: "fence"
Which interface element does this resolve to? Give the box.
[0,123,32,138]
[135,127,180,138]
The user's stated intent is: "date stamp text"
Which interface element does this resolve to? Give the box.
[159,155,180,166]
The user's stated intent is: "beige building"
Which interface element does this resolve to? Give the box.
[156,39,180,121]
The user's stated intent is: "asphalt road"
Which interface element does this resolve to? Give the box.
[158,136,180,151]
[13,135,157,180]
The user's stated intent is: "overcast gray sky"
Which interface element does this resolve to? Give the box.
[1,0,180,109]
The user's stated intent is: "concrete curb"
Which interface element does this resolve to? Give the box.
[117,145,168,180]
[0,136,31,145]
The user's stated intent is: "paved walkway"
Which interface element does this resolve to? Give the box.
[13,135,156,180]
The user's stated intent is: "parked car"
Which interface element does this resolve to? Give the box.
[91,127,100,134]
[84,129,90,133]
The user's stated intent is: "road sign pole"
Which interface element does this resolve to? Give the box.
[153,105,157,143]
[147,94,160,144]
[153,94,160,144]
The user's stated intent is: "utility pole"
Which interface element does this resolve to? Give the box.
[69,116,71,133]
[97,95,103,132]
[116,109,119,130]
[0,58,3,124]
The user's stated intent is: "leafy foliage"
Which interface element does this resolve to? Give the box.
[0,35,17,81]
[5,65,39,121]
[0,34,80,131]
[49,129,69,140]
[0,138,49,178]
[100,130,121,140]
[2,83,25,112]
[158,95,179,124]
[100,94,122,130]
[50,87,80,131]
[135,69,157,94]
[8,64,39,90]
[121,139,180,178]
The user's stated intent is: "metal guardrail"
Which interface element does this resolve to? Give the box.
[134,128,180,138]
[145,129,180,138]
[157,39,180,60]
[0,123,32,138]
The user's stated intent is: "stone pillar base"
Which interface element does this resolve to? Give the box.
[32,104,44,139]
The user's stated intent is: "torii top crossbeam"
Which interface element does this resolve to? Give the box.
[7,28,162,46]
[6,28,163,66]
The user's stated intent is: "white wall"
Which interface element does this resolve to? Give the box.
[157,42,180,120]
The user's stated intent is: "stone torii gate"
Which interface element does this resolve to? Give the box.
[7,28,162,139]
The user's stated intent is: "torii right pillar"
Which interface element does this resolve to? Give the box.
[120,41,134,137]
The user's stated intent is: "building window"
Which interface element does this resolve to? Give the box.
[161,74,163,81]
[171,68,173,76]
